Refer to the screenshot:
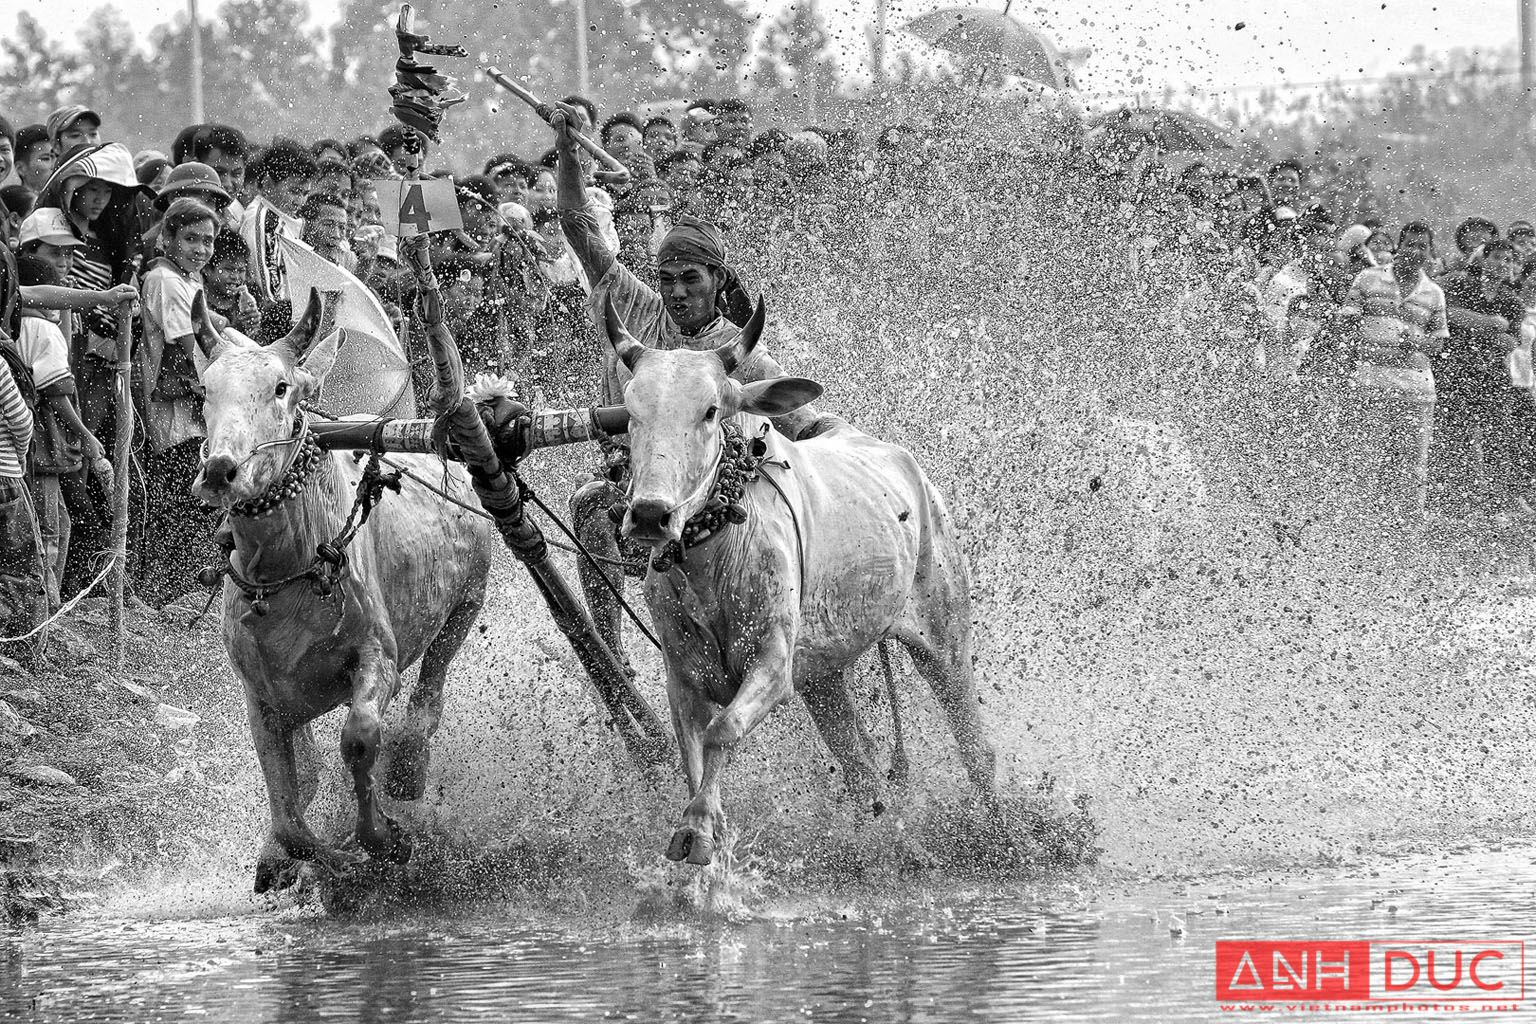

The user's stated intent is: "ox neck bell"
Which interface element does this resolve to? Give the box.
[228,429,324,519]
[649,421,766,573]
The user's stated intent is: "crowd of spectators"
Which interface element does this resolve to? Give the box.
[0,90,1531,650]
[1124,153,1536,525]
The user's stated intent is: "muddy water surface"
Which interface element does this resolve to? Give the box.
[8,840,1533,1023]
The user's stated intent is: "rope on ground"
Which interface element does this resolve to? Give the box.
[0,553,118,643]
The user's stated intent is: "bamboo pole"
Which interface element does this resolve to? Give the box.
[395,241,668,768]
[107,299,134,669]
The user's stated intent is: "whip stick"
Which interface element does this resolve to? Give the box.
[398,240,667,767]
[482,66,631,180]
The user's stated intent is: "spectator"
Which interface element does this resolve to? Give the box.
[1239,159,1307,262]
[137,197,220,605]
[191,124,249,224]
[1509,220,1536,263]
[600,112,654,181]
[1443,216,1499,276]
[13,124,53,192]
[0,314,44,650]
[659,151,703,212]
[14,254,108,604]
[36,142,143,452]
[0,116,13,185]
[1,186,35,247]
[47,105,102,158]
[298,192,355,272]
[713,98,754,149]
[643,116,678,161]
[1340,221,1448,518]
[314,158,351,200]
[312,137,347,165]
[680,103,718,156]
[203,230,260,337]
[240,138,315,302]
[1427,239,1527,515]
[136,154,173,190]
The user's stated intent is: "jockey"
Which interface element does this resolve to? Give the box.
[550,103,840,671]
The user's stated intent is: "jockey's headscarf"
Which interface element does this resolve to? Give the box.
[657,216,752,327]
[657,216,728,269]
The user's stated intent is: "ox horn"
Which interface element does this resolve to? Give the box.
[603,296,646,371]
[267,288,327,360]
[714,297,766,374]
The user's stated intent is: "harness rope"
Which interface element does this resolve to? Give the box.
[277,403,664,650]
[198,415,402,616]
[616,420,807,600]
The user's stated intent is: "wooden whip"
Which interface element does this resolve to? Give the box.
[482,66,631,182]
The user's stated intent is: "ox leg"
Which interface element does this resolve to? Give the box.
[804,671,935,872]
[802,671,890,815]
[667,649,795,867]
[249,702,348,892]
[341,648,412,864]
[383,594,483,802]
[898,626,999,812]
[667,668,711,799]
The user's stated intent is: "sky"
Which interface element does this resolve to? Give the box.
[5,0,1524,101]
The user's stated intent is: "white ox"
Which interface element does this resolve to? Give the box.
[608,300,1002,865]
[193,292,497,890]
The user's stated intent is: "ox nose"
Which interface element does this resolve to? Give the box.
[626,497,675,539]
[202,454,240,490]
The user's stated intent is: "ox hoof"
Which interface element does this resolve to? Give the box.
[665,826,715,866]
[364,819,413,865]
[254,844,303,895]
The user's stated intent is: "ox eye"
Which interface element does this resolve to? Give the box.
[704,405,718,422]
[275,381,289,398]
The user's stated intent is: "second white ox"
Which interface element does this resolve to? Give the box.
[608,299,1002,865]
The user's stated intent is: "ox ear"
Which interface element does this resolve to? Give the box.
[268,288,326,360]
[714,297,766,375]
[603,297,646,371]
[736,375,823,417]
[298,328,342,392]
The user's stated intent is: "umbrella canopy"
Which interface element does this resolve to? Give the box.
[1089,108,1234,154]
[901,6,1073,91]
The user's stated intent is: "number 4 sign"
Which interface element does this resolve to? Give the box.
[373,177,464,238]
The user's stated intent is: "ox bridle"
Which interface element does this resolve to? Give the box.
[198,408,402,616]
[619,420,806,597]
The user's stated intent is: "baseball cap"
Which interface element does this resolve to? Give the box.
[46,105,101,145]
[18,208,86,248]
[684,103,716,124]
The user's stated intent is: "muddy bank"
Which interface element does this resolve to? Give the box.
[1,594,246,923]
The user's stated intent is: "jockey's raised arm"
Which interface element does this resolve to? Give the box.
[553,103,616,285]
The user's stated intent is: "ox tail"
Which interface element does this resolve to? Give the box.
[879,640,911,788]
